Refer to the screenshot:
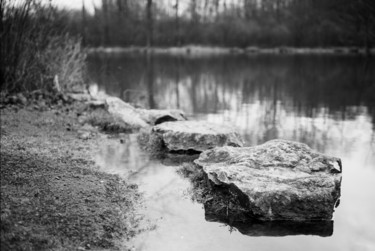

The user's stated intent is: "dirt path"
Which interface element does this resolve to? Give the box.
[0,105,144,250]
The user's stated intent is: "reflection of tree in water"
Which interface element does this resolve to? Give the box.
[89,54,375,119]
[96,134,198,222]
[262,79,280,141]
[146,53,156,109]
[88,54,375,153]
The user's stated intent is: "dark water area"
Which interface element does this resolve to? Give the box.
[88,54,375,251]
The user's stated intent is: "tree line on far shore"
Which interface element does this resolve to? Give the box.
[71,0,375,51]
[1,0,374,94]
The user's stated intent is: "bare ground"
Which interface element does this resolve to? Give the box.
[0,104,144,250]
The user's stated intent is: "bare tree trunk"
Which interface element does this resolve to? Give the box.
[102,0,110,46]
[214,0,220,19]
[81,0,87,46]
[276,0,281,21]
[146,0,153,48]
[117,0,129,15]
[363,15,371,56]
[0,0,4,87]
[190,0,198,23]
[116,0,123,12]
[244,0,250,20]
[203,0,209,22]
[174,0,180,46]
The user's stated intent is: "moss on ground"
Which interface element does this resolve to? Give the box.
[0,105,144,250]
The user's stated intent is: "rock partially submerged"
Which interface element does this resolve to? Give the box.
[151,121,243,152]
[136,108,186,125]
[195,139,342,221]
[105,97,186,129]
[106,97,148,128]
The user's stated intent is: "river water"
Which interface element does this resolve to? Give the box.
[88,53,375,251]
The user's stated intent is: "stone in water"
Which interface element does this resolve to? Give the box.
[195,139,342,221]
[151,121,244,152]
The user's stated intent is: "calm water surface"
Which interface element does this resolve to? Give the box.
[88,54,375,251]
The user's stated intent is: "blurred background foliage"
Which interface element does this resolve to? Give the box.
[1,0,374,94]
[71,0,375,50]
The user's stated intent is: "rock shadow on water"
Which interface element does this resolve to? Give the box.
[205,211,334,237]
[177,163,335,237]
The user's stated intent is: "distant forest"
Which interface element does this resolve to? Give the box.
[65,0,375,50]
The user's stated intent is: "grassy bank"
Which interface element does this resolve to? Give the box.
[0,103,144,250]
[1,1,145,249]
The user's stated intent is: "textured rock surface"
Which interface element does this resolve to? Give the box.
[195,139,342,221]
[152,121,243,152]
[105,97,186,128]
[106,97,148,128]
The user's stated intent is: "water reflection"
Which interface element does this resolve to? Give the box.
[88,54,375,150]
[89,54,375,251]
[89,55,374,111]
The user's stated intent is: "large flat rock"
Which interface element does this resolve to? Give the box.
[194,139,342,221]
[151,121,243,152]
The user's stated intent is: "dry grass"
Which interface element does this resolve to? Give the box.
[1,0,86,94]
